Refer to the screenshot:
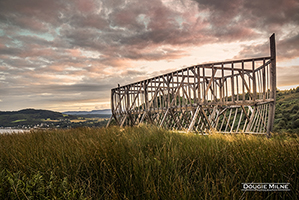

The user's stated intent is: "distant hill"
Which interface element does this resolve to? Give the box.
[0,108,110,128]
[62,109,112,118]
[63,109,112,115]
[0,108,77,127]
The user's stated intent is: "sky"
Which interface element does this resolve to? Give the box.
[0,0,299,112]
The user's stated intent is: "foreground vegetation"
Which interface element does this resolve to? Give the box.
[0,126,298,199]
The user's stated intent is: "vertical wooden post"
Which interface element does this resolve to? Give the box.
[106,89,114,127]
[242,61,245,101]
[202,66,206,103]
[197,66,201,103]
[144,80,148,123]
[221,63,224,102]
[263,58,266,101]
[252,60,256,101]
[127,85,131,126]
[231,62,235,102]
[267,33,276,138]
[193,66,196,104]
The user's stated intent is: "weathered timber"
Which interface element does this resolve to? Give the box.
[107,34,276,136]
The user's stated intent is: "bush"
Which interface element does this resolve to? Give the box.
[293,119,299,129]
[292,105,299,113]
[277,119,287,128]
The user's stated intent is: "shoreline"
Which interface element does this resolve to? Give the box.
[0,128,31,134]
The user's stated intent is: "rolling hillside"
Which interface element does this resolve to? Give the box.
[0,109,76,128]
[274,87,299,133]
[0,109,108,128]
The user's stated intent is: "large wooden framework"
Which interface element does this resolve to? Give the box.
[107,34,276,136]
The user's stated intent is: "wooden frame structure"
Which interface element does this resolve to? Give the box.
[107,34,276,137]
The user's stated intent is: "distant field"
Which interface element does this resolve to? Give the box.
[42,118,60,122]
[11,119,27,123]
[70,118,108,123]
[0,126,298,199]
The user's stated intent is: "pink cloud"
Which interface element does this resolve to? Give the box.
[67,49,82,57]
[76,0,97,14]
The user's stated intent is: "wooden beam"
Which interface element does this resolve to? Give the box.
[267,33,276,138]
[188,106,200,132]
[241,105,251,122]
[204,68,217,98]
[201,108,212,129]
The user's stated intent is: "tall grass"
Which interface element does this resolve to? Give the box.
[0,126,298,199]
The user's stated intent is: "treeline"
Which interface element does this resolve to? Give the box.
[0,109,77,127]
[274,86,299,133]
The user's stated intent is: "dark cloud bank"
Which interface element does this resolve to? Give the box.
[0,0,298,111]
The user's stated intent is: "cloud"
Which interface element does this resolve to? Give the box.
[277,65,299,86]
[235,33,299,61]
[0,0,299,111]
[191,0,299,60]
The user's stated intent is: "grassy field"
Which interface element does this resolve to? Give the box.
[0,126,298,199]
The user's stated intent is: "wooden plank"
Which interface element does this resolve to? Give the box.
[256,105,267,132]
[225,78,228,102]
[242,107,250,132]
[169,109,183,130]
[170,76,186,107]
[252,60,256,100]
[254,106,262,133]
[202,67,206,103]
[106,115,113,128]
[193,66,197,104]
[225,109,232,132]
[221,63,224,103]
[120,114,128,128]
[267,33,276,137]
[237,69,253,99]
[231,62,235,102]
[188,69,191,105]
[230,107,238,132]
[201,108,212,129]
[159,108,169,127]
[242,61,245,101]
[114,91,126,112]
[182,86,192,106]
[249,106,258,132]
[108,89,116,127]
[236,107,243,132]
[246,106,255,132]
[236,69,239,101]
[188,106,200,132]
[129,85,144,110]
[204,68,217,98]
[197,66,201,103]
[241,105,250,122]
